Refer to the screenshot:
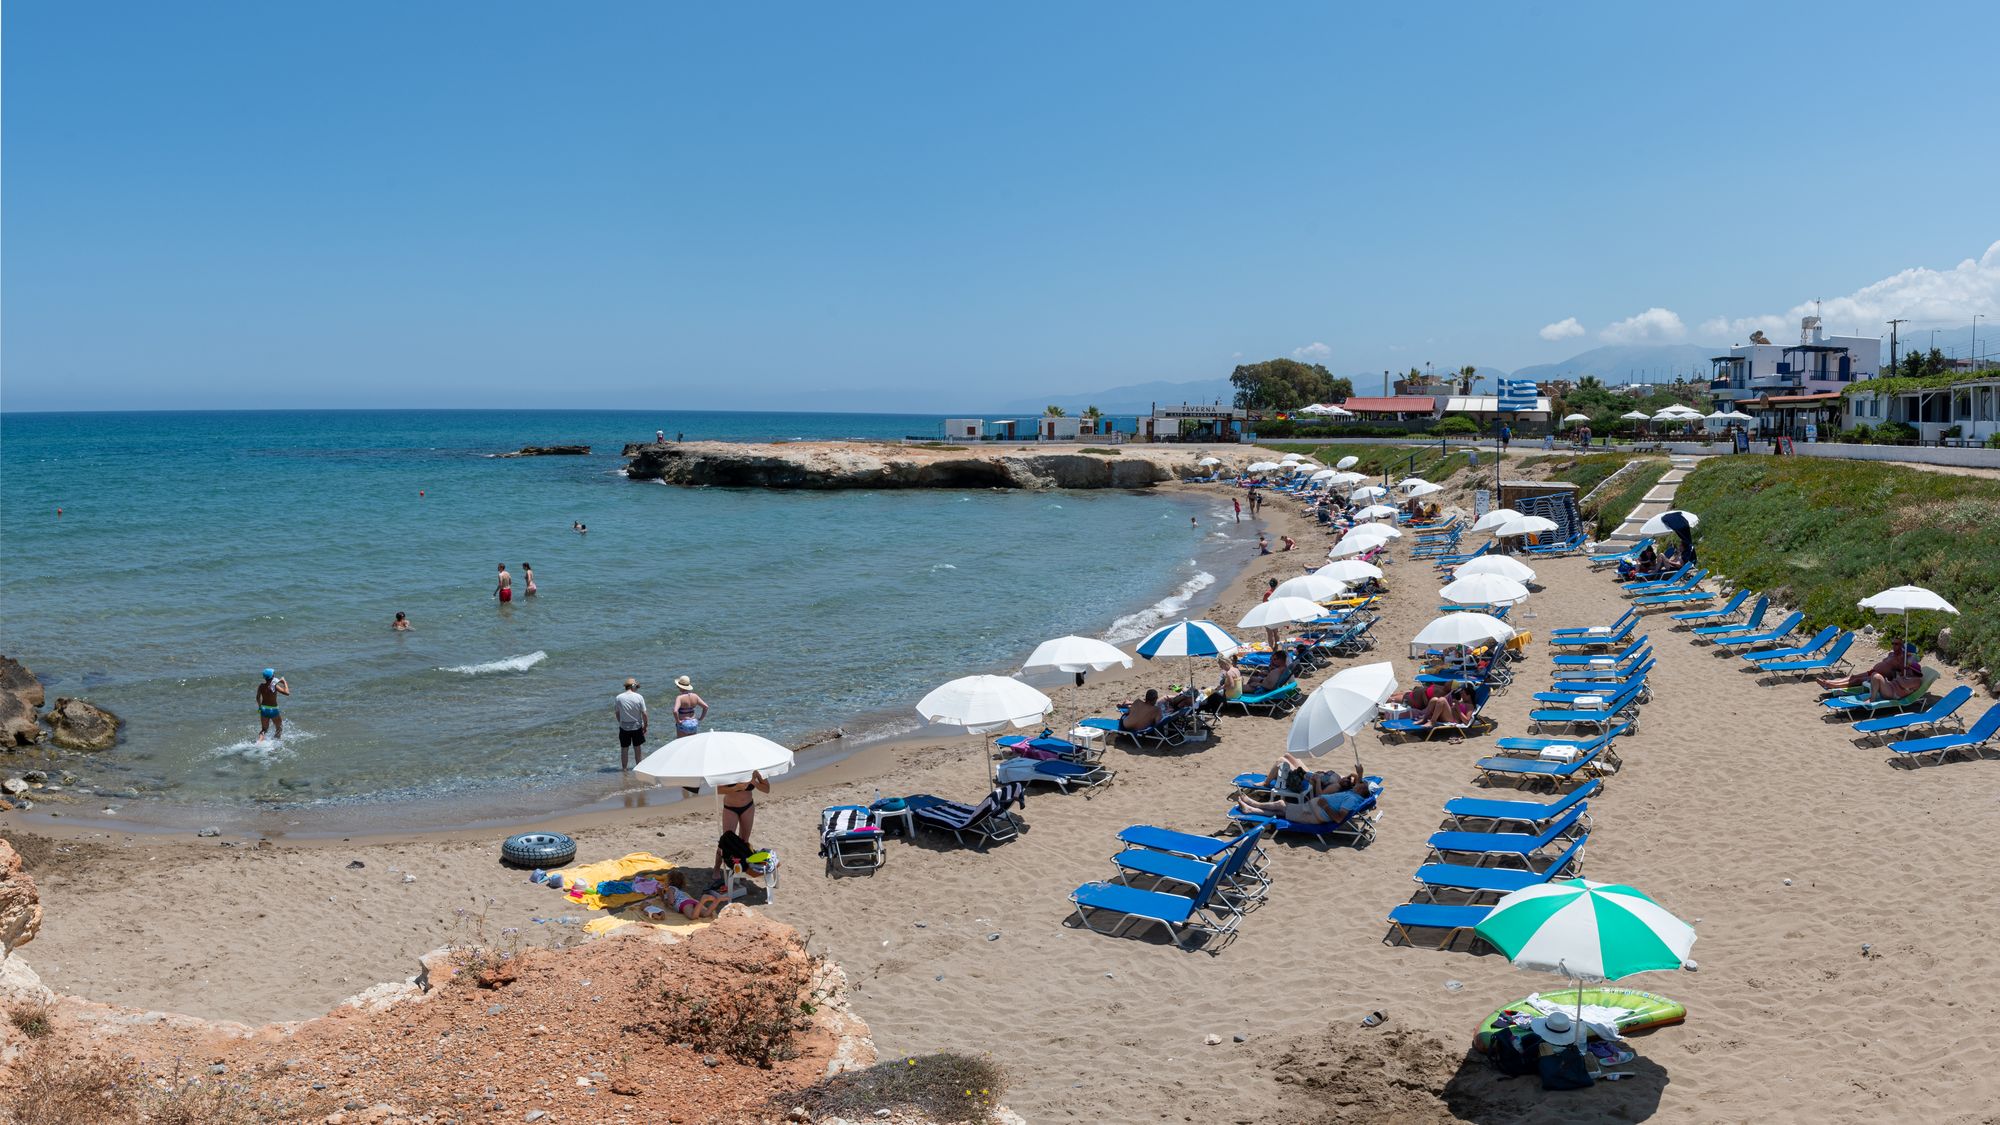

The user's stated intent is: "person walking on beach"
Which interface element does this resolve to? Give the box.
[672,676,709,738]
[1233,496,1242,522]
[614,678,648,770]
[255,669,290,742]
[495,563,513,604]
[1498,423,1511,452]
[523,562,537,597]
[656,429,665,443]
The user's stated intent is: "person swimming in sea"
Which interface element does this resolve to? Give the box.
[255,669,290,742]
[392,612,412,631]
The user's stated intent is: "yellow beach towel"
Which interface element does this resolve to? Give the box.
[549,852,676,912]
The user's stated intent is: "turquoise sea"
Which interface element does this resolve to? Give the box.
[0,410,1244,826]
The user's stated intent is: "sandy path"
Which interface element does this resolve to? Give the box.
[11,482,2000,1122]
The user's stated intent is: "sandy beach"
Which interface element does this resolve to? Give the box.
[8,462,2000,1122]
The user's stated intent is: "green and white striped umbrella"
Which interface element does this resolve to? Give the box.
[1474,879,1695,980]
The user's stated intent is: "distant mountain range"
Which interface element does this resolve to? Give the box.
[996,377,1235,416]
[1509,344,1722,384]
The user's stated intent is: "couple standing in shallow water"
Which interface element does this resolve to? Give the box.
[613,675,711,769]
[493,562,537,604]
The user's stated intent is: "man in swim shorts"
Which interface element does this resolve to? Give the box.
[495,562,513,604]
[614,678,649,770]
[255,669,290,742]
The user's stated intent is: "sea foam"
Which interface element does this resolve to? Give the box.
[442,651,549,675]
[1104,571,1218,643]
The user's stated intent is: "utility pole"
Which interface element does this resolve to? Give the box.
[1887,318,1906,375]
[1976,314,1985,372]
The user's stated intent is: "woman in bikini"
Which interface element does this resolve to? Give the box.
[672,675,708,737]
[522,562,537,597]
[717,769,769,846]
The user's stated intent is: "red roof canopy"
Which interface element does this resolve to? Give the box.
[1339,396,1437,413]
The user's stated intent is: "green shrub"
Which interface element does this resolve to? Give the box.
[1873,420,1918,445]
[1676,456,2000,677]
[1430,415,1479,436]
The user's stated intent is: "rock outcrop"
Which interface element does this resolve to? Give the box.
[44,697,120,751]
[497,444,591,457]
[622,440,1229,490]
[0,658,42,747]
[0,841,41,959]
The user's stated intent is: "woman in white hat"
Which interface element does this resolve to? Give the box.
[671,675,708,738]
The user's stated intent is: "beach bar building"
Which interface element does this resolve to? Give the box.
[1139,403,1247,442]
[1846,374,2000,444]
[1740,392,1846,440]
[941,418,984,440]
[1709,317,1880,409]
[1336,396,1440,421]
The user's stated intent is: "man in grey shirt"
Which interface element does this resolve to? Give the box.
[614,678,649,770]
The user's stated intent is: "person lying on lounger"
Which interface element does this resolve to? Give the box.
[1817,642,1920,699]
[1235,784,1370,827]
[1616,542,1657,581]
[1382,684,1475,742]
[1120,689,1166,731]
[1256,753,1362,798]
[1246,648,1293,694]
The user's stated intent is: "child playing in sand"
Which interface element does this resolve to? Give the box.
[662,870,727,919]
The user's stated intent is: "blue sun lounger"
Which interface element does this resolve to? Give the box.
[1522,534,1586,557]
[1440,780,1600,831]
[1528,682,1644,735]
[1380,685,1491,741]
[1550,608,1639,640]
[903,785,1027,848]
[1691,599,1771,639]
[1491,722,1631,764]
[1537,662,1652,706]
[1117,824,1241,862]
[1548,646,1651,683]
[1886,703,2000,765]
[1472,745,1611,791]
[996,732,1100,763]
[1221,679,1302,716]
[1070,876,1239,951]
[1624,569,1707,600]
[1548,616,1636,649]
[1853,685,1973,743]
[1743,625,1840,666]
[1413,835,1587,901]
[1620,563,1693,592]
[1112,827,1266,909]
[1225,778,1384,846]
[1634,581,1718,607]
[1551,636,1648,668]
[1425,806,1587,866]
[1757,632,1855,680]
[994,756,1113,793]
[1708,612,1804,652]
[1672,590,1752,624]
[1384,902,1492,948]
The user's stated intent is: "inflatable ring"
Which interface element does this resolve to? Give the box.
[501,831,576,869]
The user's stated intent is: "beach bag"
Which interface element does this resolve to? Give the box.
[717,831,754,867]
[1280,764,1311,794]
[1489,1029,1542,1078]
[1538,1044,1595,1091]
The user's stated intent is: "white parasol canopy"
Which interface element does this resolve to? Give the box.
[635,731,795,788]
[1471,507,1525,533]
[1246,461,1281,472]
[1562,413,1591,423]
[1621,410,1652,421]
[1287,662,1399,758]
[1439,573,1532,607]
[1271,572,1350,602]
[1493,514,1559,538]
[1350,485,1389,501]
[1353,503,1401,522]
[1336,455,1360,469]
[1638,509,1699,536]
[1197,456,1222,466]
[916,675,1051,736]
[1411,612,1516,650]
[1022,635,1133,675]
[1238,597,1331,631]
[1453,554,1536,583]
[1405,481,1444,499]
[1315,559,1384,584]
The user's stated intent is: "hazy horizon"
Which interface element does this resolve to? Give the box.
[5,2,1996,413]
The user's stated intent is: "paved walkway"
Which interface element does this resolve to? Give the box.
[1600,454,1699,544]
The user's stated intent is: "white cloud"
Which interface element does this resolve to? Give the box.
[1538,317,1585,341]
[1703,239,2000,340]
[1292,341,1332,361]
[1600,307,1687,344]
[1699,314,1788,341]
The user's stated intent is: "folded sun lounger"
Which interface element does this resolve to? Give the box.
[818,805,885,872]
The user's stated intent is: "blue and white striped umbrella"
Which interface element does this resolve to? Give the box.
[1135,619,1240,660]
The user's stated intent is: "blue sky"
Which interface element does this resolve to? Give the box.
[5,1,1997,412]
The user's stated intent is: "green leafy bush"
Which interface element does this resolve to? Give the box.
[1676,456,2000,677]
[1430,415,1480,436]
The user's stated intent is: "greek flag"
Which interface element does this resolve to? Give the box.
[1496,378,1537,412]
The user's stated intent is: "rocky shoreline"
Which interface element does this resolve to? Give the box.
[620,439,1241,490]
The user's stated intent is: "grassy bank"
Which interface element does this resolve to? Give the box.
[1676,456,2000,679]
[1580,460,1670,539]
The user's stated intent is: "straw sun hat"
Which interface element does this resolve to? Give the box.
[675,675,694,691]
[1528,1010,1586,1045]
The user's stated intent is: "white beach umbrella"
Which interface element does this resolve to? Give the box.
[1493,514,1559,539]
[1315,559,1383,585]
[1336,455,1360,469]
[917,674,1054,786]
[1238,597,1330,632]
[1323,405,1354,418]
[1197,456,1222,466]
[1325,471,1368,488]
[1859,585,1960,650]
[1328,536,1384,560]
[1638,510,1700,536]
[1309,468,1338,482]
[1411,612,1515,651]
[1621,410,1652,421]
[1715,410,1753,423]
[1347,522,1403,540]
[1292,456,1320,467]
[1022,635,1132,675]
[1271,572,1350,602]
[1405,481,1444,499]
[1562,413,1592,424]
[1246,461,1281,473]
[1471,507,1525,533]
[1397,476,1430,490]
[1353,503,1401,522]
[1287,662,1399,761]
[1350,485,1389,501]
[1453,555,1536,584]
[1280,454,1304,464]
[1299,405,1331,415]
[635,731,795,788]
[1440,573,1532,608]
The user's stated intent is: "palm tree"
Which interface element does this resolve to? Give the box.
[1044,405,1067,417]
[1457,365,1477,394]
[1081,404,1102,435]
